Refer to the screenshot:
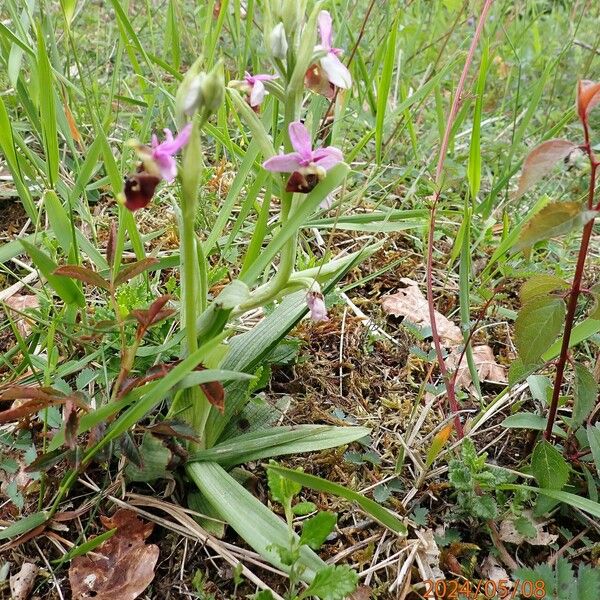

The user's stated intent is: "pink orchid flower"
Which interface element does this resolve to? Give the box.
[150,124,192,182]
[244,72,278,107]
[263,121,343,175]
[315,11,351,89]
[306,290,328,322]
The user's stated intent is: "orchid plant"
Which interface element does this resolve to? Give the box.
[23,1,389,587]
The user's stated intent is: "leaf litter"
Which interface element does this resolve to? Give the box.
[68,509,159,600]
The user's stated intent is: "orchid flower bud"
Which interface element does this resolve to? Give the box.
[175,60,225,125]
[201,61,226,114]
[270,22,288,60]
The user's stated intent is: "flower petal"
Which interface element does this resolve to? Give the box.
[153,153,178,182]
[253,73,279,82]
[318,10,333,51]
[154,123,192,155]
[249,79,266,107]
[288,121,313,159]
[306,291,328,322]
[320,53,352,89]
[262,152,303,173]
[312,146,343,170]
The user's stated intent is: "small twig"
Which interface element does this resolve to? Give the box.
[488,521,518,572]
[548,527,589,567]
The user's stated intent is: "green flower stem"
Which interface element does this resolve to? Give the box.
[169,120,210,444]
[236,91,302,314]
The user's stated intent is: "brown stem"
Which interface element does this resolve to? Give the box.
[545,128,597,440]
[426,0,495,438]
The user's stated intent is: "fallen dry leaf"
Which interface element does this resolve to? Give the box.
[414,529,445,581]
[10,562,39,600]
[381,278,462,346]
[444,345,507,390]
[498,513,558,546]
[4,295,39,338]
[69,509,159,600]
[480,555,511,586]
[348,586,372,600]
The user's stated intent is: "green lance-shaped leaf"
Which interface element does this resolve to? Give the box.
[20,240,85,307]
[266,464,407,535]
[515,296,565,365]
[514,202,597,252]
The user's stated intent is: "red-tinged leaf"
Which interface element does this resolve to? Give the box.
[64,398,79,450]
[514,201,598,251]
[130,295,175,340]
[118,363,173,398]
[106,221,118,270]
[200,380,225,414]
[577,79,600,122]
[145,420,200,443]
[515,139,577,198]
[54,265,111,291]
[114,257,159,286]
[0,386,54,402]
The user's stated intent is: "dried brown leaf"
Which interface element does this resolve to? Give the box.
[4,295,39,337]
[69,509,159,600]
[498,513,558,546]
[381,278,462,346]
[480,555,511,585]
[445,345,507,390]
[10,562,39,600]
[515,139,576,198]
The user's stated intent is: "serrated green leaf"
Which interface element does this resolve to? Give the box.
[515,296,565,364]
[515,515,537,539]
[300,512,337,550]
[556,557,576,600]
[302,565,358,600]
[573,364,598,427]
[520,274,569,305]
[577,564,600,600]
[514,202,597,251]
[472,495,498,519]
[531,440,569,491]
